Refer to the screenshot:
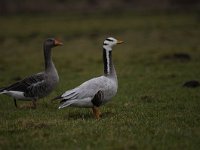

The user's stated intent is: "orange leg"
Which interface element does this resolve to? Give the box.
[31,99,37,109]
[92,106,101,120]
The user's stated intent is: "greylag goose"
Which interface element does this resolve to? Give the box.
[53,37,123,119]
[0,38,63,108]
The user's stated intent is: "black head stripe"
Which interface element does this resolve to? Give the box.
[106,38,114,42]
[103,43,108,46]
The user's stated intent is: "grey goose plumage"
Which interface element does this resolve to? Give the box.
[0,38,63,108]
[53,37,123,119]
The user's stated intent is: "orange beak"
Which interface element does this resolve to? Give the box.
[54,39,63,46]
[117,40,124,44]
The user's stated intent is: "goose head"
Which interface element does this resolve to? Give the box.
[44,38,63,48]
[103,37,123,51]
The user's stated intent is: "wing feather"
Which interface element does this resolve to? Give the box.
[57,76,108,104]
[3,72,45,93]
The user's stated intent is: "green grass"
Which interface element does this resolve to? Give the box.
[0,12,200,150]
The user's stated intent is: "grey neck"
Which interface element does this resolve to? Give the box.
[103,48,117,79]
[44,45,54,72]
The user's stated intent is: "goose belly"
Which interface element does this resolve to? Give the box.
[101,80,118,104]
[36,85,56,98]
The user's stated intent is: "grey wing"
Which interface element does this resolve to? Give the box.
[3,73,45,95]
[59,90,104,108]
[59,76,106,104]
[59,88,80,103]
[24,79,46,98]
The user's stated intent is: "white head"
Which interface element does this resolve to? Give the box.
[103,37,123,51]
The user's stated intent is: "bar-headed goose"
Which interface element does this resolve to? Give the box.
[0,38,63,108]
[53,37,123,119]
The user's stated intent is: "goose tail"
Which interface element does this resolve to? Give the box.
[0,87,6,94]
[52,88,78,102]
[58,101,73,109]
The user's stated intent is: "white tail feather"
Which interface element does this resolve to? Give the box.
[0,90,25,99]
[59,101,74,109]
[58,98,93,109]
[0,90,7,94]
[62,88,78,99]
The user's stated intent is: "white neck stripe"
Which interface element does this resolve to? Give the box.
[106,50,110,74]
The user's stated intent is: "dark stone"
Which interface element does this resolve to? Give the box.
[183,80,200,88]
[162,53,191,61]
[141,95,153,103]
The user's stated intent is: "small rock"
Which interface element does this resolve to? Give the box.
[183,80,200,88]
[162,53,191,61]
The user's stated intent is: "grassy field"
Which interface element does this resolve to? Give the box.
[0,11,200,150]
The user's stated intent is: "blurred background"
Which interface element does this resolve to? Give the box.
[0,0,200,14]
